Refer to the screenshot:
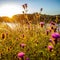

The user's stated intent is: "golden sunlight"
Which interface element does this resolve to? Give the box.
[0,4,22,17]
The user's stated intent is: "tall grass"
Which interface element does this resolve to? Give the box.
[0,22,60,60]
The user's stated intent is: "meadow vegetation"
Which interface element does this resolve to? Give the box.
[0,14,60,60]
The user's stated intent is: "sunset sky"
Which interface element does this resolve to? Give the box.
[0,0,60,17]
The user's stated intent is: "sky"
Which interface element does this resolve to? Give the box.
[0,0,60,17]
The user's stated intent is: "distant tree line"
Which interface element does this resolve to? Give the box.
[0,13,60,24]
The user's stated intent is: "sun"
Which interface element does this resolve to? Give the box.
[0,4,22,18]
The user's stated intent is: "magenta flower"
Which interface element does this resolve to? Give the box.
[52,33,60,44]
[52,33,60,39]
[40,22,44,27]
[49,39,52,42]
[48,45,53,52]
[50,21,55,25]
[46,30,50,35]
[49,39,55,45]
[20,43,26,48]
[18,52,25,58]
